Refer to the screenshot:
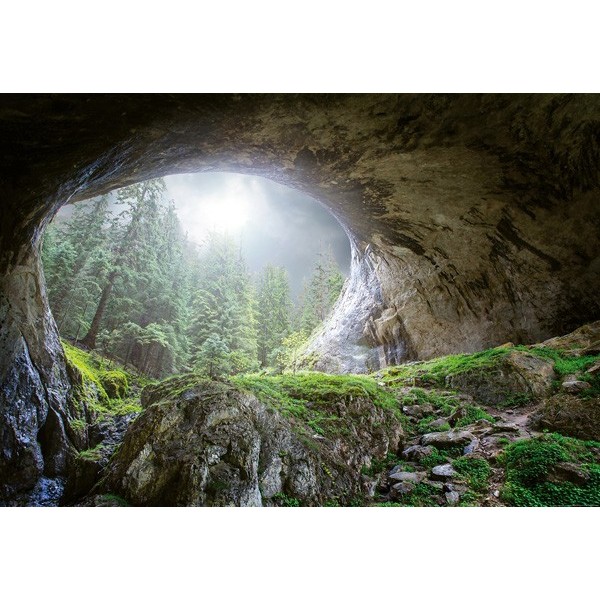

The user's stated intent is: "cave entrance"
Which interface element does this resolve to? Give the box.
[41,172,352,380]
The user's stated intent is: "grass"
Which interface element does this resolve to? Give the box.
[499,433,600,506]
[232,372,404,438]
[78,444,106,462]
[380,347,516,387]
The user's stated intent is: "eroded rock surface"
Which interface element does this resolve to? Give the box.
[96,377,404,506]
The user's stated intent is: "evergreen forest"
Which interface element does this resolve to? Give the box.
[41,178,346,380]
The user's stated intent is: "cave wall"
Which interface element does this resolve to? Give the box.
[1,93,600,496]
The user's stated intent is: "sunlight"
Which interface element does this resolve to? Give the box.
[201,193,250,234]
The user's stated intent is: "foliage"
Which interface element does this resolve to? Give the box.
[272,492,301,507]
[455,405,495,427]
[452,456,491,493]
[499,433,600,506]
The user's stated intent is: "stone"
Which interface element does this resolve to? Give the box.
[390,482,416,498]
[586,362,600,376]
[491,422,521,434]
[94,377,404,506]
[429,418,450,429]
[528,394,600,441]
[561,380,592,394]
[547,462,591,486]
[463,439,480,455]
[402,403,434,418]
[445,351,556,406]
[431,464,457,480]
[389,470,425,483]
[402,445,435,460]
[421,430,475,449]
[445,491,460,505]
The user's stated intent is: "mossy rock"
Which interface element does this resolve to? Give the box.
[100,370,129,400]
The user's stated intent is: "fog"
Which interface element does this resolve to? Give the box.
[165,173,351,297]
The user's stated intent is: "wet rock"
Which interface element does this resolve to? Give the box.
[421,430,475,449]
[431,464,457,480]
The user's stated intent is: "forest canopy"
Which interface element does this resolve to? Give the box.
[41,178,346,379]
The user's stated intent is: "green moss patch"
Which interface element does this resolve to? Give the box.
[62,341,143,417]
[499,433,600,506]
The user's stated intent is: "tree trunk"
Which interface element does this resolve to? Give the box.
[80,270,116,348]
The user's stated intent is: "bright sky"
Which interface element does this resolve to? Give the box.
[164,173,351,297]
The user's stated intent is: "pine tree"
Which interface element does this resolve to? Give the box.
[256,264,293,366]
[297,245,345,335]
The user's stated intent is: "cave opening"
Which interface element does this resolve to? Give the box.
[41,172,353,381]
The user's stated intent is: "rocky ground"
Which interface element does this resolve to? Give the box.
[4,322,599,507]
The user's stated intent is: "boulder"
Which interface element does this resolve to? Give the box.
[528,394,600,441]
[445,491,460,505]
[421,430,475,449]
[402,445,435,460]
[445,350,555,405]
[431,464,457,480]
[95,377,404,506]
[389,470,426,483]
[561,379,592,394]
[390,482,415,498]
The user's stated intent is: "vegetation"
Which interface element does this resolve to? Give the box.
[42,180,347,379]
[62,340,145,417]
[499,433,600,506]
[452,456,491,493]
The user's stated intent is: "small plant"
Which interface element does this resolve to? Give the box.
[453,456,491,493]
[272,492,301,507]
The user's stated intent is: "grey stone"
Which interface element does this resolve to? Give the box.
[421,430,475,449]
[402,445,435,460]
[389,471,425,483]
[445,491,460,505]
[390,482,416,498]
[431,464,457,480]
[562,380,592,394]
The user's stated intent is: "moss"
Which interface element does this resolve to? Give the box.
[499,433,600,506]
[232,372,402,438]
[455,405,495,427]
[272,492,301,507]
[78,444,106,462]
[62,340,143,418]
[99,370,129,399]
[68,418,87,432]
[381,347,515,387]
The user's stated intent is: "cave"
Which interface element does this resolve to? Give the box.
[1,93,600,501]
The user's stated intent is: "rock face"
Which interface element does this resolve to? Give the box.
[97,378,403,506]
[1,94,600,499]
[446,351,555,405]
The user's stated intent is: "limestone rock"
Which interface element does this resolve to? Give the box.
[96,377,403,506]
[561,379,592,394]
[390,482,415,498]
[389,470,425,483]
[421,430,475,449]
[445,491,460,505]
[402,445,435,460]
[446,351,555,406]
[431,464,457,480]
[2,95,600,499]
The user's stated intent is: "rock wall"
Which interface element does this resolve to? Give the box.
[1,94,600,498]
